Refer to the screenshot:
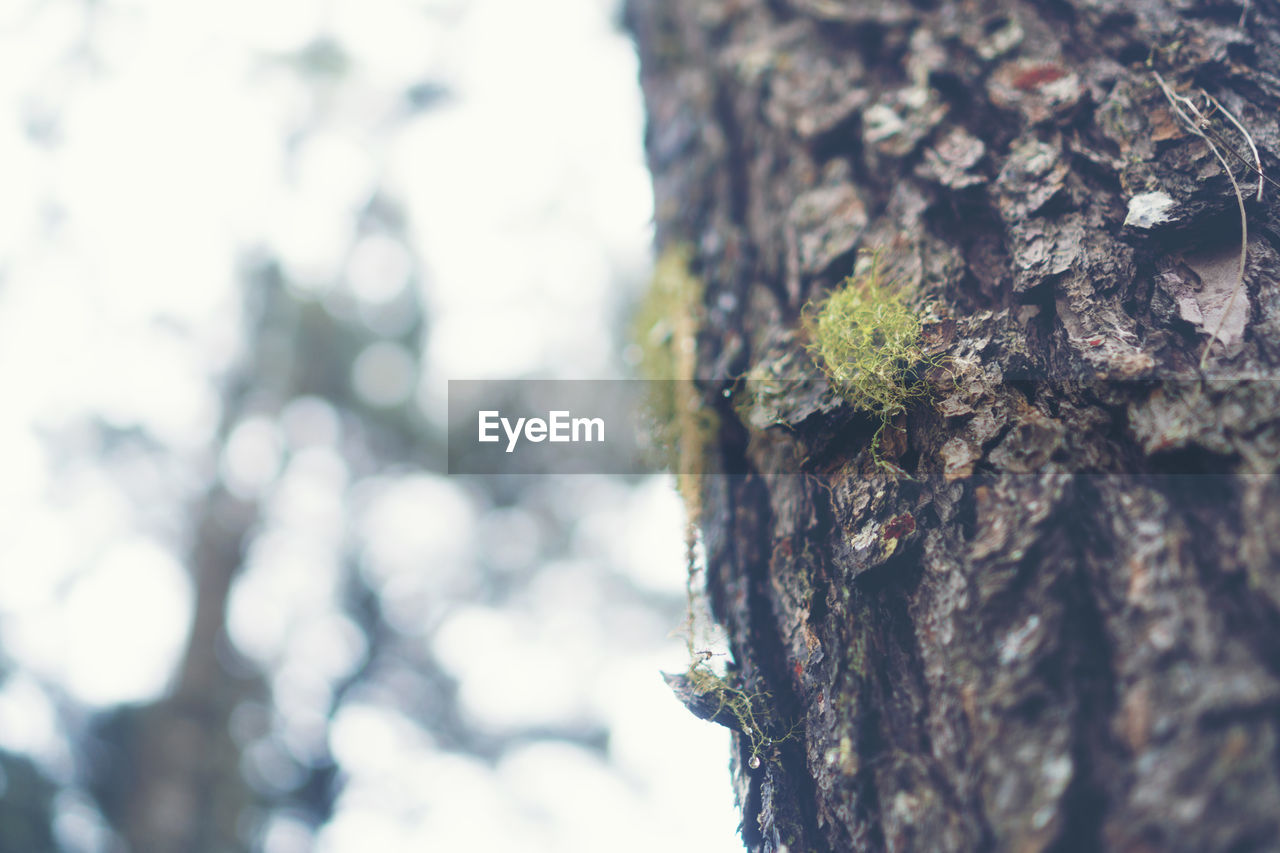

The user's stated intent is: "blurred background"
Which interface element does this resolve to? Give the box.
[0,0,741,850]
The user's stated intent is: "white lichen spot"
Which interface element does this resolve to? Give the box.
[850,525,880,552]
[1124,191,1176,229]
[900,85,930,110]
[892,791,921,823]
[1148,621,1175,651]
[864,103,906,142]
[978,17,1024,59]
[1040,73,1082,105]
[1043,754,1073,794]
[998,614,1041,665]
[1174,795,1206,822]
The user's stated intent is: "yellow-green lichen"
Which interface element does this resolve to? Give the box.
[632,245,717,504]
[632,246,723,703]
[638,250,809,766]
[633,246,701,388]
[682,658,781,766]
[807,252,931,461]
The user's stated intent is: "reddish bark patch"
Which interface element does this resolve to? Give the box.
[883,513,916,541]
[1011,64,1067,91]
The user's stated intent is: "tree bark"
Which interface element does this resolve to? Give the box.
[628,1,1280,850]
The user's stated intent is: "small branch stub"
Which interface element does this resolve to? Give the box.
[662,669,749,731]
[662,664,796,767]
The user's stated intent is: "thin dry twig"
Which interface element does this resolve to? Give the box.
[1195,116,1280,198]
[1152,71,1251,370]
[1204,93,1264,202]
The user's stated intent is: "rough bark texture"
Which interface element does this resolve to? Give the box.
[628,1,1280,850]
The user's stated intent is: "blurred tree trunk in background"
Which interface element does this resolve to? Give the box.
[88,257,427,851]
[629,1,1280,850]
[107,484,260,853]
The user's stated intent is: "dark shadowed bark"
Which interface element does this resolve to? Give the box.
[628,1,1280,850]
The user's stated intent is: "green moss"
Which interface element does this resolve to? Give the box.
[807,252,931,461]
[632,245,717,502]
[848,624,869,676]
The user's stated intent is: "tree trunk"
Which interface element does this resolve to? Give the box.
[628,1,1280,850]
